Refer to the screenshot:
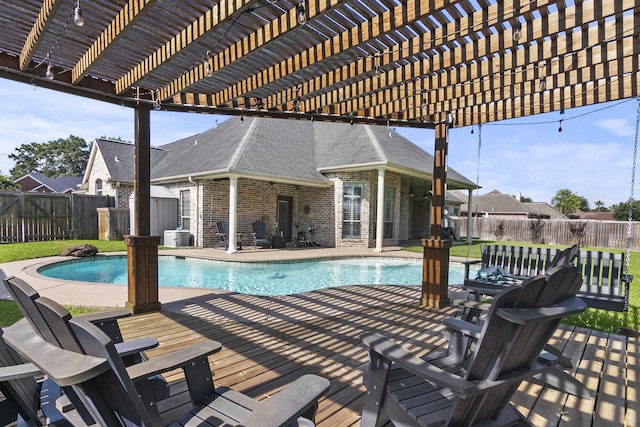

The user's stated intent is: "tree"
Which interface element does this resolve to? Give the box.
[512,194,532,202]
[551,189,589,215]
[611,200,640,221]
[9,135,90,179]
[0,174,18,191]
[594,200,606,211]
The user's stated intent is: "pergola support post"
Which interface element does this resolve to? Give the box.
[420,113,452,308]
[125,104,161,313]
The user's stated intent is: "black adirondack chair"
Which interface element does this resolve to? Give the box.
[360,265,588,426]
[4,298,331,427]
[0,327,69,426]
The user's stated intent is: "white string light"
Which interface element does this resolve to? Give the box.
[73,1,84,27]
[297,0,307,25]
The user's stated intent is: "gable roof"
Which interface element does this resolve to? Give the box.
[462,190,567,219]
[16,172,81,193]
[85,118,476,189]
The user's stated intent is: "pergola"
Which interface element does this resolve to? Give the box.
[0,0,637,312]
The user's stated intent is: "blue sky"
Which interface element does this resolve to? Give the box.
[1,78,637,208]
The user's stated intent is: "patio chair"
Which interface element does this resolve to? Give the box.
[2,276,159,367]
[0,327,66,426]
[5,298,331,427]
[216,220,242,250]
[360,265,588,426]
[251,220,271,249]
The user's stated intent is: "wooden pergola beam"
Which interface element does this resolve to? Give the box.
[154,0,348,101]
[114,0,256,93]
[72,0,158,84]
[19,0,63,70]
[292,8,636,121]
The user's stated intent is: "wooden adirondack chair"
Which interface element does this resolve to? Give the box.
[251,220,271,249]
[360,265,588,426]
[2,276,159,367]
[1,327,51,427]
[4,299,331,427]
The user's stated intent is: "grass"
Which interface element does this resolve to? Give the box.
[0,240,129,327]
[405,240,640,334]
[0,300,101,327]
[0,239,128,263]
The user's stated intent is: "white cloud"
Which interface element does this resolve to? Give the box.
[596,118,634,137]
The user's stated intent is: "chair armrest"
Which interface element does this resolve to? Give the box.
[126,340,222,381]
[461,259,482,279]
[0,362,40,381]
[454,299,492,314]
[114,337,159,358]
[4,319,109,387]
[77,308,131,323]
[236,374,330,427]
[361,332,477,396]
[497,296,587,325]
[442,317,482,339]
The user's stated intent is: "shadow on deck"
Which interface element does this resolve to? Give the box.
[118,285,639,426]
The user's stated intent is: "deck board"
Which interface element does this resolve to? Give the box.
[117,284,639,426]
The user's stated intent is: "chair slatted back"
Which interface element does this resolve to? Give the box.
[449,265,584,425]
[3,277,82,352]
[34,298,155,427]
[252,220,267,239]
[0,329,41,426]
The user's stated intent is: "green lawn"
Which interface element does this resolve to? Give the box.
[405,240,640,334]
[0,240,131,326]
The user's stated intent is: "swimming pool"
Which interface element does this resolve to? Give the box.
[38,256,474,296]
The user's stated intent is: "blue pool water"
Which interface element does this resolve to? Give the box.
[39,256,473,296]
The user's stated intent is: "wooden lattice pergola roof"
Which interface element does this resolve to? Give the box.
[0,0,637,129]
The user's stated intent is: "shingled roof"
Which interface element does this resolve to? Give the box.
[462,190,567,219]
[16,172,82,193]
[85,118,476,189]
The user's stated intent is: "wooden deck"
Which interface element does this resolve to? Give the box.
[117,285,639,426]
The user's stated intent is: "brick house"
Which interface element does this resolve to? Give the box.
[80,117,475,250]
[15,172,81,194]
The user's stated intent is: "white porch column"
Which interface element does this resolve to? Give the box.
[467,189,473,244]
[226,176,238,254]
[374,169,385,252]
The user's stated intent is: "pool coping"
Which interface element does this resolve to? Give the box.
[1,245,470,308]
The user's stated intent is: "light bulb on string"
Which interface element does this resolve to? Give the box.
[558,119,563,133]
[512,20,522,41]
[204,51,213,77]
[297,0,307,25]
[73,1,84,26]
[45,63,54,80]
[538,76,546,91]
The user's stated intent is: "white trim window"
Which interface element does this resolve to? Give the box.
[342,183,363,238]
[180,190,191,230]
[383,186,394,238]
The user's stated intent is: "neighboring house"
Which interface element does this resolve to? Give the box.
[81,117,476,249]
[571,210,615,221]
[15,172,82,194]
[461,190,567,220]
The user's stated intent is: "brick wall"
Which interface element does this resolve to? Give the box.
[86,171,412,248]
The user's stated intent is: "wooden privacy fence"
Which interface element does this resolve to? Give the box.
[0,191,113,243]
[459,217,640,251]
